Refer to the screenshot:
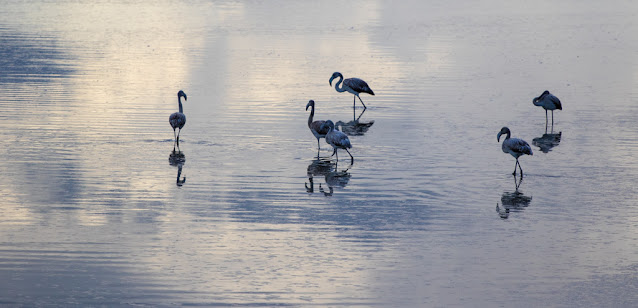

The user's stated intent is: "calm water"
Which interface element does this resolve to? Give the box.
[1,1,638,307]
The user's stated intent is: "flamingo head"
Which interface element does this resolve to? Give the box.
[497,127,511,142]
[533,90,549,104]
[329,72,342,86]
[178,90,187,101]
[320,120,335,132]
[306,100,315,111]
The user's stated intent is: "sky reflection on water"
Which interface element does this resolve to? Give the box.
[1,0,638,306]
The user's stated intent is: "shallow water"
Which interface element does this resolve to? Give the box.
[1,0,638,307]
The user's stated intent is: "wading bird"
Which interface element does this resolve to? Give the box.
[169,90,187,150]
[329,72,374,109]
[306,100,330,152]
[321,120,354,164]
[533,90,562,126]
[497,127,533,176]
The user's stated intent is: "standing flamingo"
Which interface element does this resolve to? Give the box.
[533,90,562,126]
[306,100,330,152]
[169,90,187,150]
[329,72,374,109]
[321,120,354,164]
[497,127,533,176]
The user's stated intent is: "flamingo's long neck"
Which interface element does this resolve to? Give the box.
[178,96,183,113]
[334,75,346,93]
[504,132,511,140]
[308,105,314,127]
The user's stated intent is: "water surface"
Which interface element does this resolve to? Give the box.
[1,1,638,306]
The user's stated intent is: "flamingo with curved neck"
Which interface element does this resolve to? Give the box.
[169,90,187,150]
[497,127,533,176]
[329,72,374,109]
[306,100,330,152]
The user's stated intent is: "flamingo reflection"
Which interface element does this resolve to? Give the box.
[496,175,532,219]
[319,161,351,197]
[533,126,562,154]
[305,157,333,193]
[169,150,186,186]
[305,158,351,196]
[335,107,374,137]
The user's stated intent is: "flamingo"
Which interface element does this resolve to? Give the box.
[169,90,187,150]
[533,90,562,126]
[497,127,533,176]
[306,100,330,152]
[329,72,374,109]
[321,120,354,164]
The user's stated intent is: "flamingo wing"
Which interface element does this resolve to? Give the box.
[550,94,562,110]
[327,130,352,149]
[344,78,374,95]
[310,120,328,136]
[506,138,533,156]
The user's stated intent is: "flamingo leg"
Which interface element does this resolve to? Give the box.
[353,103,356,121]
[545,109,548,127]
[357,95,367,109]
[173,129,178,151]
[514,159,523,176]
[331,148,337,157]
[344,148,354,165]
[176,128,182,149]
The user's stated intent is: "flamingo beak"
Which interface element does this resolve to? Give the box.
[329,75,335,86]
[497,132,502,142]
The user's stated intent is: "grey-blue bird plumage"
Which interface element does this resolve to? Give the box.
[329,72,374,109]
[497,127,532,176]
[533,90,562,125]
[306,100,330,150]
[169,90,187,150]
[321,120,354,164]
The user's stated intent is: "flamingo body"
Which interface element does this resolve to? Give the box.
[321,120,354,164]
[329,72,374,108]
[306,100,330,151]
[533,90,562,125]
[497,127,532,175]
[169,90,187,150]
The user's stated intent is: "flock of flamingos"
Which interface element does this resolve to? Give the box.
[168,72,562,177]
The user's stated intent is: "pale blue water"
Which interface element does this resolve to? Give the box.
[1,1,637,307]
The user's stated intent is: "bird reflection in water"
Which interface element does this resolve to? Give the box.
[336,107,374,137]
[533,125,562,154]
[496,175,532,219]
[305,157,333,193]
[305,158,351,196]
[319,162,351,197]
[169,150,186,186]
